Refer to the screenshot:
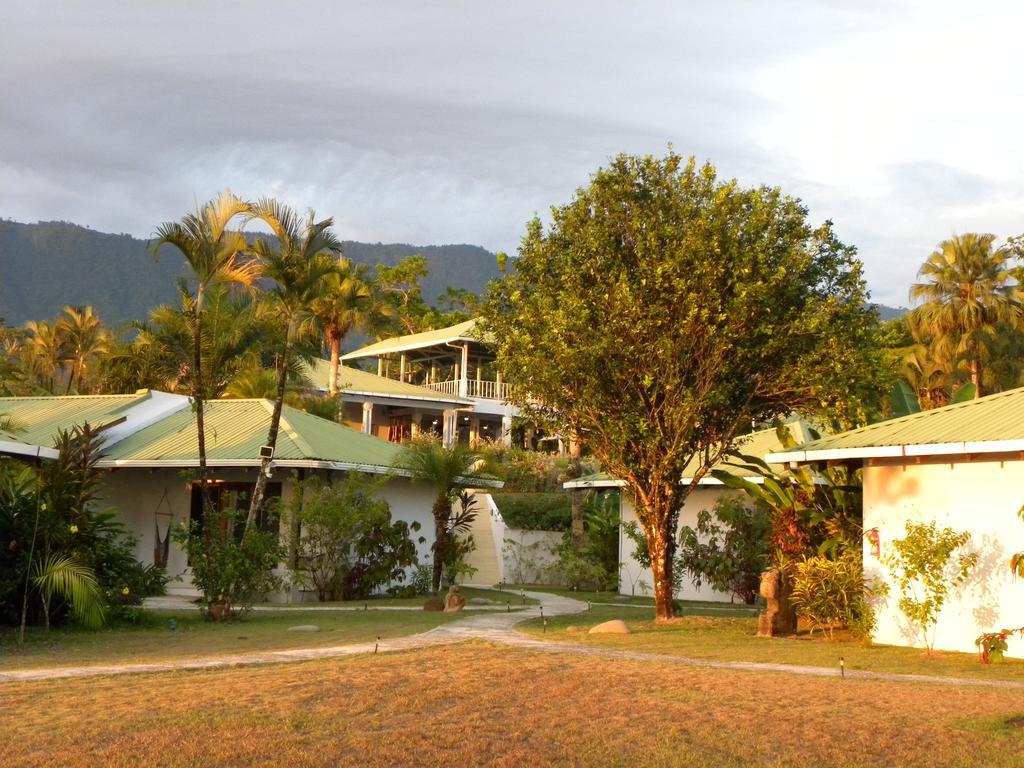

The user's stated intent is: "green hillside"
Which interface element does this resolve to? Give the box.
[0,219,500,326]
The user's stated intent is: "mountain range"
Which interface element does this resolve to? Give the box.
[0,218,908,328]
[0,219,501,327]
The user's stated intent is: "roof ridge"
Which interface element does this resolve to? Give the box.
[275,405,317,458]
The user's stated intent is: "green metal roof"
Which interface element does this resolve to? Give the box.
[769,385,1024,463]
[563,424,813,488]
[341,319,491,361]
[99,399,403,472]
[0,392,152,446]
[304,359,471,405]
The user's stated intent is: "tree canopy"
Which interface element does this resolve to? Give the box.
[482,151,885,619]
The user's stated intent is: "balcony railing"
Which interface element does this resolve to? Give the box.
[422,379,510,401]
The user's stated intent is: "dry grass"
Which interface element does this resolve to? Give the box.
[524,607,1024,683]
[2,641,1022,767]
[0,609,474,671]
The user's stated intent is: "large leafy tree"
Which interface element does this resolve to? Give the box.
[152,192,258,511]
[482,152,883,620]
[909,233,1022,398]
[393,436,487,593]
[243,200,341,535]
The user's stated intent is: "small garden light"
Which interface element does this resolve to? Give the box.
[506,601,510,613]
[168,618,177,634]
[840,657,845,678]
[375,636,380,654]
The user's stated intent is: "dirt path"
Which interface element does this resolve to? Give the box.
[4,591,1023,690]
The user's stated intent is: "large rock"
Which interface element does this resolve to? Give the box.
[588,619,631,635]
[287,625,320,632]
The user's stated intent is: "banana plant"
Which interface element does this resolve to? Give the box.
[710,425,861,563]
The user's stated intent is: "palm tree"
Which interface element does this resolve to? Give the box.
[901,343,953,410]
[22,320,68,393]
[909,233,1023,398]
[152,192,257,510]
[243,199,342,535]
[393,436,489,593]
[57,306,112,394]
[308,259,395,395]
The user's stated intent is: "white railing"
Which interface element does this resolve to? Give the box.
[466,379,510,401]
[422,379,462,396]
[422,378,510,401]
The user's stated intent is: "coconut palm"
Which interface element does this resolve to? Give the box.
[909,233,1023,398]
[21,320,68,393]
[308,259,395,395]
[243,199,342,535]
[392,436,489,593]
[152,192,258,509]
[57,306,112,394]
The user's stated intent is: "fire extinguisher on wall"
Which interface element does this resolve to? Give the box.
[865,527,881,558]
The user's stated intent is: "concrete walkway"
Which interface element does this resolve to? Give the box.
[5,591,1024,691]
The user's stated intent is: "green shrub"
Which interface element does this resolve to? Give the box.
[550,493,620,590]
[292,475,421,601]
[884,521,977,653]
[172,505,284,619]
[491,492,572,530]
[677,497,769,604]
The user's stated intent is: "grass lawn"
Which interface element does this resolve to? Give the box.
[501,584,760,614]
[2,642,1023,767]
[251,586,537,608]
[0,608,479,671]
[522,605,1024,683]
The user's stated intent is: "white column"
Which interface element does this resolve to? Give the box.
[377,358,384,377]
[361,402,374,435]
[442,409,457,448]
[501,415,513,447]
[469,415,480,446]
[459,345,469,398]
[399,353,407,382]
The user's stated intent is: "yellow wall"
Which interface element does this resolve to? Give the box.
[864,455,1024,657]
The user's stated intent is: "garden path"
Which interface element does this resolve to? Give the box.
[5,591,1024,691]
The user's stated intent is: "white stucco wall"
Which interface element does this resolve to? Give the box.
[618,489,738,602]
[97,467,439,598]
[502,528,563,584]
[863,456,1024,657]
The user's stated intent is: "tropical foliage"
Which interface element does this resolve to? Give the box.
[291,474,421,601]
[884,521,977,654]
[393,436,489,593]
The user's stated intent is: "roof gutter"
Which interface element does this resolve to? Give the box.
[766,438,1024,465]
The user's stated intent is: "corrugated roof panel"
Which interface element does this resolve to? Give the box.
[0,392,151,446]
[304,359,471,404]
[793,386,1024,453]
[341,319,490,360]
[101,398,403,469]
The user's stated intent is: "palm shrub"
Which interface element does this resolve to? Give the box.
[0,425,165,638]
[791,550,885,639]
[393,437,490,593]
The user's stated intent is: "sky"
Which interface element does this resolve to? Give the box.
[2,1,1023,307]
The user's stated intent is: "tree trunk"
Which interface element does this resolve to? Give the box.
[245,330,292,537]
[970,357,982,399]
[431,492,450,593]
[327,329,341,396]
[193,290,212,516]
[567,437,584,546]
[649,523,676,621]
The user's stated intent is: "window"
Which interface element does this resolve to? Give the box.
[188,481,282,538]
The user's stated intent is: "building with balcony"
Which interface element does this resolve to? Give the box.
[340,319,518,446]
